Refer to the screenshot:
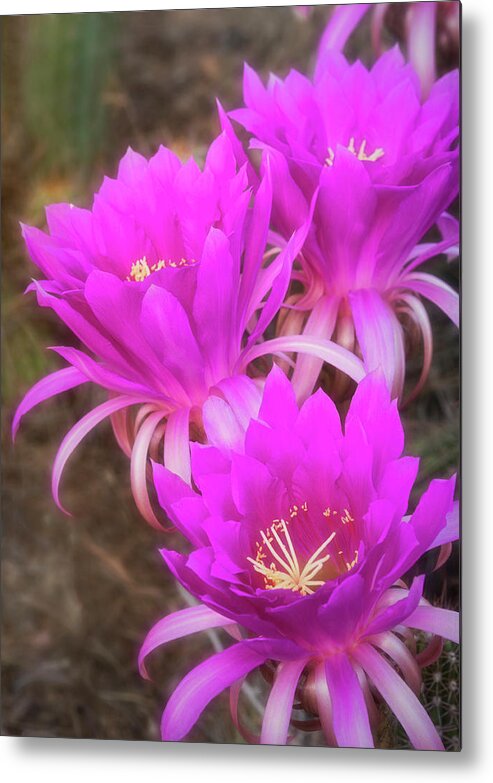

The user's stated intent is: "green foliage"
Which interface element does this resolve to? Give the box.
[23,13,119,179]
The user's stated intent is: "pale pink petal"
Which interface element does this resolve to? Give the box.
[316,4,371,70]
[325,654,374,748]
[406,605,459,644]
[406,0,437,99]
[110,408,132,458]
[163,407,191,484]
[161,642,270,741]
[202,395,245,453]
[371,3,389,56]
[214,375,262,430]
[240,335,365,384]
[12,366,88,440]
[131,408,168,530]
[403,233,460,274]
[350,288,405,398]
[230,677,261,744]
[405,272,459,327]
[260,659,308,745]
[397,293,433,405]
[313,661,336,746]
[291,295,340,403]
[139,605,234,679]
[52,395,141,514]
[353,643,444,750]
[370,632,422,696]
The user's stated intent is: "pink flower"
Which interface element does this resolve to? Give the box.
[14,134,363,527]
[140,368,458,747]
[226,40,459,402]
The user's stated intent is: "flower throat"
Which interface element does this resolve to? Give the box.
[247,502,358,595]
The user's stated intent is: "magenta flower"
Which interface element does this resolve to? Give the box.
[140,368,459,747]
[13,134,363,528]
[226,42,459,401]
[297,3,460,100]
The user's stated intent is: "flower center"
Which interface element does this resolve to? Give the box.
[126,255,197,282]
[325,137,385,167]
[247,502,359,596]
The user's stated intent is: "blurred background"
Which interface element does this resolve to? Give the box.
[1,5,459,746]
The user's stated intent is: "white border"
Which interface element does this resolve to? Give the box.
[2,1,493,781]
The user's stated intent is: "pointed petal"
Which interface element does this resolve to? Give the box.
[406,605,459,644]
[202,395,245,453]
[53,395,140,514]
[404,272,459,327]
[214,375,262,430]
[246,187,317,348]
[140,284,206,398]
[427,501,459,549]
[325,654,374,748]
[161,641,270,741]
[316,4,371,72]
[130,408,167,530]
[241,335,365,384]
[139,605,235,679]
[291,295,340,403]
[406,0,437,99]
[313,661,336,746]
[365,575,424,637]
[260,658,308,745]
[164,407,191,484]
[349,288,405,398]
[370,632,422,696]
[353,643,444,750]
[12,366,88,440]
[258,364,298,431]
[193,228,237,379]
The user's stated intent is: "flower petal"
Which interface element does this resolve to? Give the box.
[427,501,460,549]
[131,409,168,530]
[161,638,297,741]
[202,395,245,453]
[193,228,237,379]
[404,272,459,327]
[139,605,235,679]
[12,366,88,440]
[315,4,370,72]
[260,658,308,745]
[241,335,365,384]
[53,395,141,514]
[353,643,444,750]
[325,654,374,748]
[164,407,191,484]
[406,605,459,644]
[349,288,405,398]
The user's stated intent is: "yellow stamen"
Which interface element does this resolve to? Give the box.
[247,516,337,596]
[126,255,197,281]
[325,138,385,167]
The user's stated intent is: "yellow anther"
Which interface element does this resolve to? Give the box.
[341,509,354,525]
[325,138,384,167]
[345,550,359,572]
[127,257,152,282]
[127,256,197,281]
[248,513,336,595]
